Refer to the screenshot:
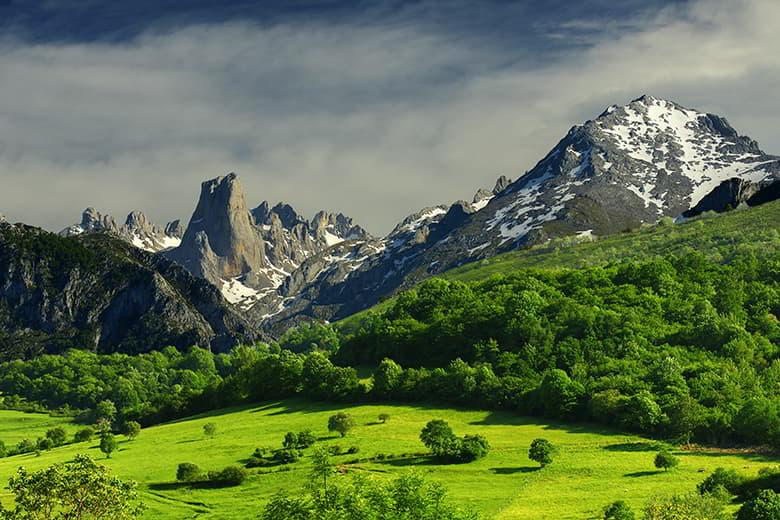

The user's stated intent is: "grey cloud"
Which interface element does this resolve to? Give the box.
[0,0,778,235]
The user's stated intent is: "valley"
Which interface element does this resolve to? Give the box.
[0,401,774,519]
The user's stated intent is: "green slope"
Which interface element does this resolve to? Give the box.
[0,403,774,519]
[340,201,779,326]
[444,201,780,283]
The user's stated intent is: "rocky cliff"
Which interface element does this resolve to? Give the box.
[0,221,260,359]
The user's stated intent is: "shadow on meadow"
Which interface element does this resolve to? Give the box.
[602,442,664,453]
[623,470,664,478]
[489,467,540,475]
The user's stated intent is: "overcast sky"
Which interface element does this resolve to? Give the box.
[0,0,777,235]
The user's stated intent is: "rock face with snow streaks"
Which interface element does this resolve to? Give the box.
[254,96,780,329]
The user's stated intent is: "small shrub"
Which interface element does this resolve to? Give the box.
[273,449,300,464]
[16,439,35,454]
[99,433,117,458]
[45,427,67,447]
[74,427,95,443]
[529,438,554,467]
[347,446,360,455]
[654,450,679,471]
[176,463,202,482]
[282,432,298,450]
[378,413,390,423]
[456,434,490,462]
[210,465,247,487]
[253,447,271,458]
[36,437,54,451]
[328,445,343,456]
[297,430,316,449]
[328,413,355,437]
[604,500,635,520]
[123,421,141,440]
[203,423,217,438]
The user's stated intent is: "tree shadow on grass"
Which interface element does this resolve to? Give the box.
[624,470,663,477]
[148,480,241,491]
[489,466,540,475]
[374,455,466,467]
[603,442,664,453]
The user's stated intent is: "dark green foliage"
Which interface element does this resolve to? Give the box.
[378,413,390,423]
[176,463,202,482]
[529,438,554,467]
[538,369,584,418]
[327,412,355,437]
[122,421,141,440]
[419,420,490,462]
[457,435,490,462]
[0,440,6,458]
[604,500,635,520]
[95,400,117,424]
[45,427,67,447]
[74,427,95,443]
[283,430,316,450]
[698,467,745,495]
[203,422,217,438]
[283,432,299,450]
[737,489,780,520]
[654,450,679,471]
[15,439,35,455]
[420,420,457,458]
[208,466,246,487]
[35,437,54,451]
[277,322,340,353]
[99,432,117,458]
[273,449,301,464]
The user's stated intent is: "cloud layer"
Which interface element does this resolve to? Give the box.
[0,0,777,235]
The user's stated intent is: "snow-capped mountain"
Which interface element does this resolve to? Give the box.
[54,96,780,333]
[60,208,183,252]
[253,95,780,329]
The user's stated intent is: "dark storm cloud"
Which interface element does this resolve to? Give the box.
[0,0,776,235]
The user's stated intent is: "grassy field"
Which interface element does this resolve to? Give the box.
[0,400,775,519]
[0,410,77,445]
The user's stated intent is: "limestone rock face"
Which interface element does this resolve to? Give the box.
[166,173,266,284]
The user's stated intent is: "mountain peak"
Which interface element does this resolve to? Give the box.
[167,172,266,282]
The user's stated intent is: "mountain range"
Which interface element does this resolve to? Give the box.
[3,95,778,352]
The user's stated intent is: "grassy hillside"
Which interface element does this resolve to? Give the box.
[444,201,780,283]
[0,402,775,519]
[0,410,76,445]
[339,201,780,327]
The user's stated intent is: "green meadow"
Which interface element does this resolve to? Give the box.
[0,400,775,519]
[0,410,76,445]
